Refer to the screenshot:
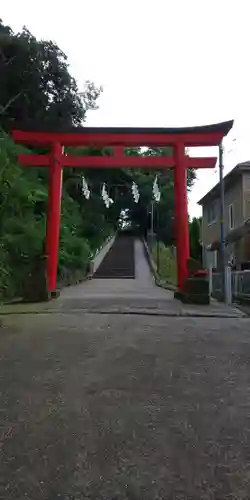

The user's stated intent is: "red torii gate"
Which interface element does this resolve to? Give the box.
[12,121,233,294]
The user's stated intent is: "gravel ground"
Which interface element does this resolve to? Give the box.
[1,312,250,499]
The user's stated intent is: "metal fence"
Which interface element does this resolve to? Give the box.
[211,269,250,301]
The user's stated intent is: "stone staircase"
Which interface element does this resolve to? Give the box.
[93,234,135,279]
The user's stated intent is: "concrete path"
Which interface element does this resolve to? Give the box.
[0,240,245,318]
[0,240,249,497]
[42,239,243,318]
[1,311,250,499]
[60,239,171,299]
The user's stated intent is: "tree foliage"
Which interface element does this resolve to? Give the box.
[0,19,102,129]
[122,147,195,244]
[0,18,197,299]
[0,19,105,298]
[189,217,202,261]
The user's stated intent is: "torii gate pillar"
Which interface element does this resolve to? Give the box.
[46,142,63,292]
[174,143,190,290]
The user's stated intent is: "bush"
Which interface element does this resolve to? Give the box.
[152,242,177,286]
[0,132,111,299]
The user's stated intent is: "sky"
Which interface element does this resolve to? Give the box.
[2,0,250,217]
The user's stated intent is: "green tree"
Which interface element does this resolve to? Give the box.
[0,19,102,130]
[189,217,202,261]
[0,17,198,299]
[0,19,104,299]
[66,145,197,246]
[123,147,196,244]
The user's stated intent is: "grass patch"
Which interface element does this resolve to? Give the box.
[152,243,177,287]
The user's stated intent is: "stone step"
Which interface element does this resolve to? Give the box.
[93,235,135,279]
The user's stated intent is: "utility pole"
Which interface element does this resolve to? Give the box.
[219,142,226,301]
[156,205,160,274]
[150,199,154,251]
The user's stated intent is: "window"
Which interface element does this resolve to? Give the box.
[207,200,217,224]
[229,203,234,230]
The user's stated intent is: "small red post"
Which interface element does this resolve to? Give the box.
[174,143,190,290]
[46,142,63,292]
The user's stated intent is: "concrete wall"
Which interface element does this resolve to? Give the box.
[90,234,116,275]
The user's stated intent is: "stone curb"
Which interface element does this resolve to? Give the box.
[0,307,247,319]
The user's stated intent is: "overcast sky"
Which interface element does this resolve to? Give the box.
[2,0,250,217]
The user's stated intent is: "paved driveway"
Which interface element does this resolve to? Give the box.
[1,312,250,499]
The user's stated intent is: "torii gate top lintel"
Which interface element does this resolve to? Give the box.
[12,119,233,147]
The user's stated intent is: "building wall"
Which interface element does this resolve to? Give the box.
[224,176,244,229]
[242,173,250,263]
[201,175,244,267]
[243,234,250,261]
[243,172,250,219]
[202,198,220,249]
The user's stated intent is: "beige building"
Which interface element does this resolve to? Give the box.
[198,161,250,270]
